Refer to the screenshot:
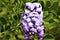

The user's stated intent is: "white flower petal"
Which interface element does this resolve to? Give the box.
[26,18,31,22]
[25,9,30,14]
[23,16,26,19]
[28,22,33,26]
[25,2,32,7]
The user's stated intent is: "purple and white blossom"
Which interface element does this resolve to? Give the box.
[21,2,44,40]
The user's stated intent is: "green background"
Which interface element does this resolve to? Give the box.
[0,0,60,40]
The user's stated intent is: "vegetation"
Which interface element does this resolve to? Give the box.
[0,0,59,40]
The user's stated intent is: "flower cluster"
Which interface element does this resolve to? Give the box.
[21,2,44,40]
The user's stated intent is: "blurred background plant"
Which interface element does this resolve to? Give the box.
[0,0,59,40]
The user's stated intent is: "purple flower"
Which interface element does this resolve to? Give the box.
[21,2,44,40]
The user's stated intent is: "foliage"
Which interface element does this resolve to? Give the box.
[0,0,59,40]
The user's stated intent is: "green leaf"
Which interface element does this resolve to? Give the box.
[0,7,7,17]
[50,2,58,10]
[40,1,44,10]
[44,39,55,40]
[44,34,55,40]
[43,11,48,18]
[44,13,53,22]
[46,1,51,7]
[10,0,15,4]
[58,15,60,18]
[53,18,60,23]
[44,21,49,24]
